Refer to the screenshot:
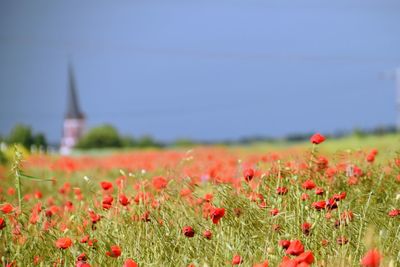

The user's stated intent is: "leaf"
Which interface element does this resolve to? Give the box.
[20,172,53,182]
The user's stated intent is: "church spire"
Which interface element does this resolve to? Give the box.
[60,63,86,155]
[66,64,84,119]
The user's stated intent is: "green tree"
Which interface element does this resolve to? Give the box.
[137,135,162,148]
[76,124,122,149]
[121,136,137,147]
[33,133,48,149]
[7,124,34,149]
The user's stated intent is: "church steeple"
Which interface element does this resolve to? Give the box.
[60,63,86,155]
[66,64,84,119]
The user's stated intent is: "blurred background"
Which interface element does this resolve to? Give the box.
[0,0,400,152]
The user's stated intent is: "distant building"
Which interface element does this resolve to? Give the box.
[60,65,85,155]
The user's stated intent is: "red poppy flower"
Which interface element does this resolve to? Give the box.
[106,245,122,258]
[295,251,314,264]
[203,230,212,240]
[77,253,87,262]
[243,168,255,182]
[302,180,316,190]
[100,181,113,191]
[140,211,151,222]
[388,209,399,217]
[152,176,168,190]
[326,199,338,211]
[312,200,326,211]
[0,203,14,214]
[301,222,312,235]
[76,262,91,267]
[253,260,269,267]
[276,187,288,195]
[123,259,139,267]
[182,226,195,237]
[279,256,297,267]
[279,240,291,250]
[301,193,309,201]
[310,133,326,144]
[119,194,130,206]
[103,195,113,204]
[55,237,72,249]
[333,192,346,201]
[285,240,304,256]
[88,210,101,224]
[270,208,279,216]
[337,236,348,245]
[314,187,324,195]
[210,207,225,224]
[0,217,6,230]
[232,255,243,265]
[361,249,381,267]
[203,193,214,202]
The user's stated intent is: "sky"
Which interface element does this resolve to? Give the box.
[0,0,400,143]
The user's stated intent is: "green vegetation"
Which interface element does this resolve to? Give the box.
[76,124,162,150]
[4,124,47,150]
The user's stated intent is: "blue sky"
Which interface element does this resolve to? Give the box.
[1,0,400,143]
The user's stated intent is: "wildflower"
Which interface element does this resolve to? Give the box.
[203,230,212,240]
[0,217,6,230]
[326,198,338,210]
[123,259,139,267]
[279,240,291,250]
[0,203,14,214]
[301,222,312,235]
[388,209,399,217]
[361,249,381,267]
[55,237,72,249]
[279,256,297,267]
[102,195,113,210]
[100,181,113,191]
[182,226,195,237]
[302,180,316,190]
[270,208,279,216]
[253,260,269,267]
[311,200,326,210]
[295,251,314,264]
[314,187,324,195]
[88,210,101,224]
[333,192,346,201]
[243,168,255,182]
[310,133,326,144]
[276,187,288,195]
[119,194,130,206]
[285,240,304,256]
[152,176,168,190]
[301,193,309,201]
[232,255,243,265]
[210,207,225,224]
[106,245,122,258]
[337,236,348,245]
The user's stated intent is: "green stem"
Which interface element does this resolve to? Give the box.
[15,169,22,211]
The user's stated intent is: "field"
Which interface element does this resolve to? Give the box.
[0,134,399,266]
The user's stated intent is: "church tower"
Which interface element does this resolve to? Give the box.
[60,64,85,155]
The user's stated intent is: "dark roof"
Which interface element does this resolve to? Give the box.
[66,64,84,119]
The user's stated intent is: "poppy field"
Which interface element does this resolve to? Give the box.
[0,134,399,266]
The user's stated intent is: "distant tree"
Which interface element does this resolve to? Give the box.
[33,133,48,150]
[137,135,162,148]
[7,124,34,149]
[121,136,137,147]
[173,138,197,147]
[76,124,122,149]
[352,128,366,138]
